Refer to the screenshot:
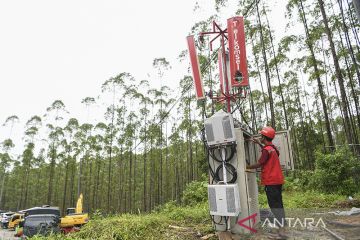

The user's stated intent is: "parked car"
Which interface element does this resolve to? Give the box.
[23,214,60,238]
[24,206,60,217]
[1,212,14,229]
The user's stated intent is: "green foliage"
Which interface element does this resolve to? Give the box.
[159,201,209,223]
[32,177,356,240]
[258,188,345,209]
[33,203,211,240]
[311,146,360,195]
[181,180,208,206]
[283,170,314,191]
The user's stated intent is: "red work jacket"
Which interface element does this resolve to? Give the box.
[260,145,284,185]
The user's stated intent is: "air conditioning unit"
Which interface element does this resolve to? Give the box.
[204,110,236,146]
[208,184,241,216]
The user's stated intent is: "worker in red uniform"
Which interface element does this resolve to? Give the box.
[247,126,287,239]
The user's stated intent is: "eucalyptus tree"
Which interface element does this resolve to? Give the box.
[286,0,335,149]
[0,150,12,208]
[101,72,133,212]
[2,115,19,188]
[3,115,19,138]
[90,133,104,210]
[262,3,289,129]
[44,100,67,204]
[20,115,42,209]
[333,0,360,86]
[18,143,35,209]
[152,58,171,205]
[93,122,108,210]
[247,20,270,125]
[0,115,17,208]
[114,104,126,212]
[61,118,79,213]
[133,80,152,211]
[317,0,356,146]
[285,69,312,168]
[325,1,360,138]
[162,96,176,203]
[254,1,276,127]
[147,87,165,206]
[74,123,94,209]
[81,97,96,122]
[123,111,137,212]
[146,121,161,209]
[168,124,182,203]
[46,124,64,205]
[178,76,197,183]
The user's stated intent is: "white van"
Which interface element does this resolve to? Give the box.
[1,212,14,229]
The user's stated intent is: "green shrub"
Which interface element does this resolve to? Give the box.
[311,146,360,195]
[181,180,208,205]
[283,170,314,191]
[161,202,209,223]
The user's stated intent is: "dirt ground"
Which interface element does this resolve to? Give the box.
[202,209,360,240]
[0,228,20,240]
[248,209,360,240]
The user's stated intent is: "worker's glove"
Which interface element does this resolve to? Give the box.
[251,137,261,144]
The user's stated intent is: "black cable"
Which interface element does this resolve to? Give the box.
[206,149,217,184]
[224,216,229,230]
[201,127,218,184]
[210,144,236,163]
[234,97,256,134]
[215,163,237,184]
[210,215,225,225]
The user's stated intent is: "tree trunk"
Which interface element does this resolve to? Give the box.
[133,139,137,212]
[77,155,82,201]
[129,147,132,213]
[47,145,56,205]
[256,2,276,127]
[0,171,5,208]
[345,0,360,48]
[250,36,269,124]
[295,78,311,169]
[318,0,354,145]
[336,0,360,86]
[264,6,289,129]
[62,159,70,215]
[298,0,335,148]
[143,122,147,212]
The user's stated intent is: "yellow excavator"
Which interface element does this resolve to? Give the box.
[60,194,89,231]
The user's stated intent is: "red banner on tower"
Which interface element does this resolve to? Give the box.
[227,17,248,88]
[186,35,205,100]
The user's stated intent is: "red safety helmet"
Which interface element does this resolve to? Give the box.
[259,126,275,139]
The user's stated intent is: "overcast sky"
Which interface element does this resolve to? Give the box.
[0,0,286,155]
[0,0,201,122]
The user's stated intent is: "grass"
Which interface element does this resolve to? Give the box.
[30,202,212,240]
[30,190,356,239]
[258,189,347,209]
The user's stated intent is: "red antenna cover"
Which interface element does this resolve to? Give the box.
[186,35,205,100]
[218,50,224,94]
